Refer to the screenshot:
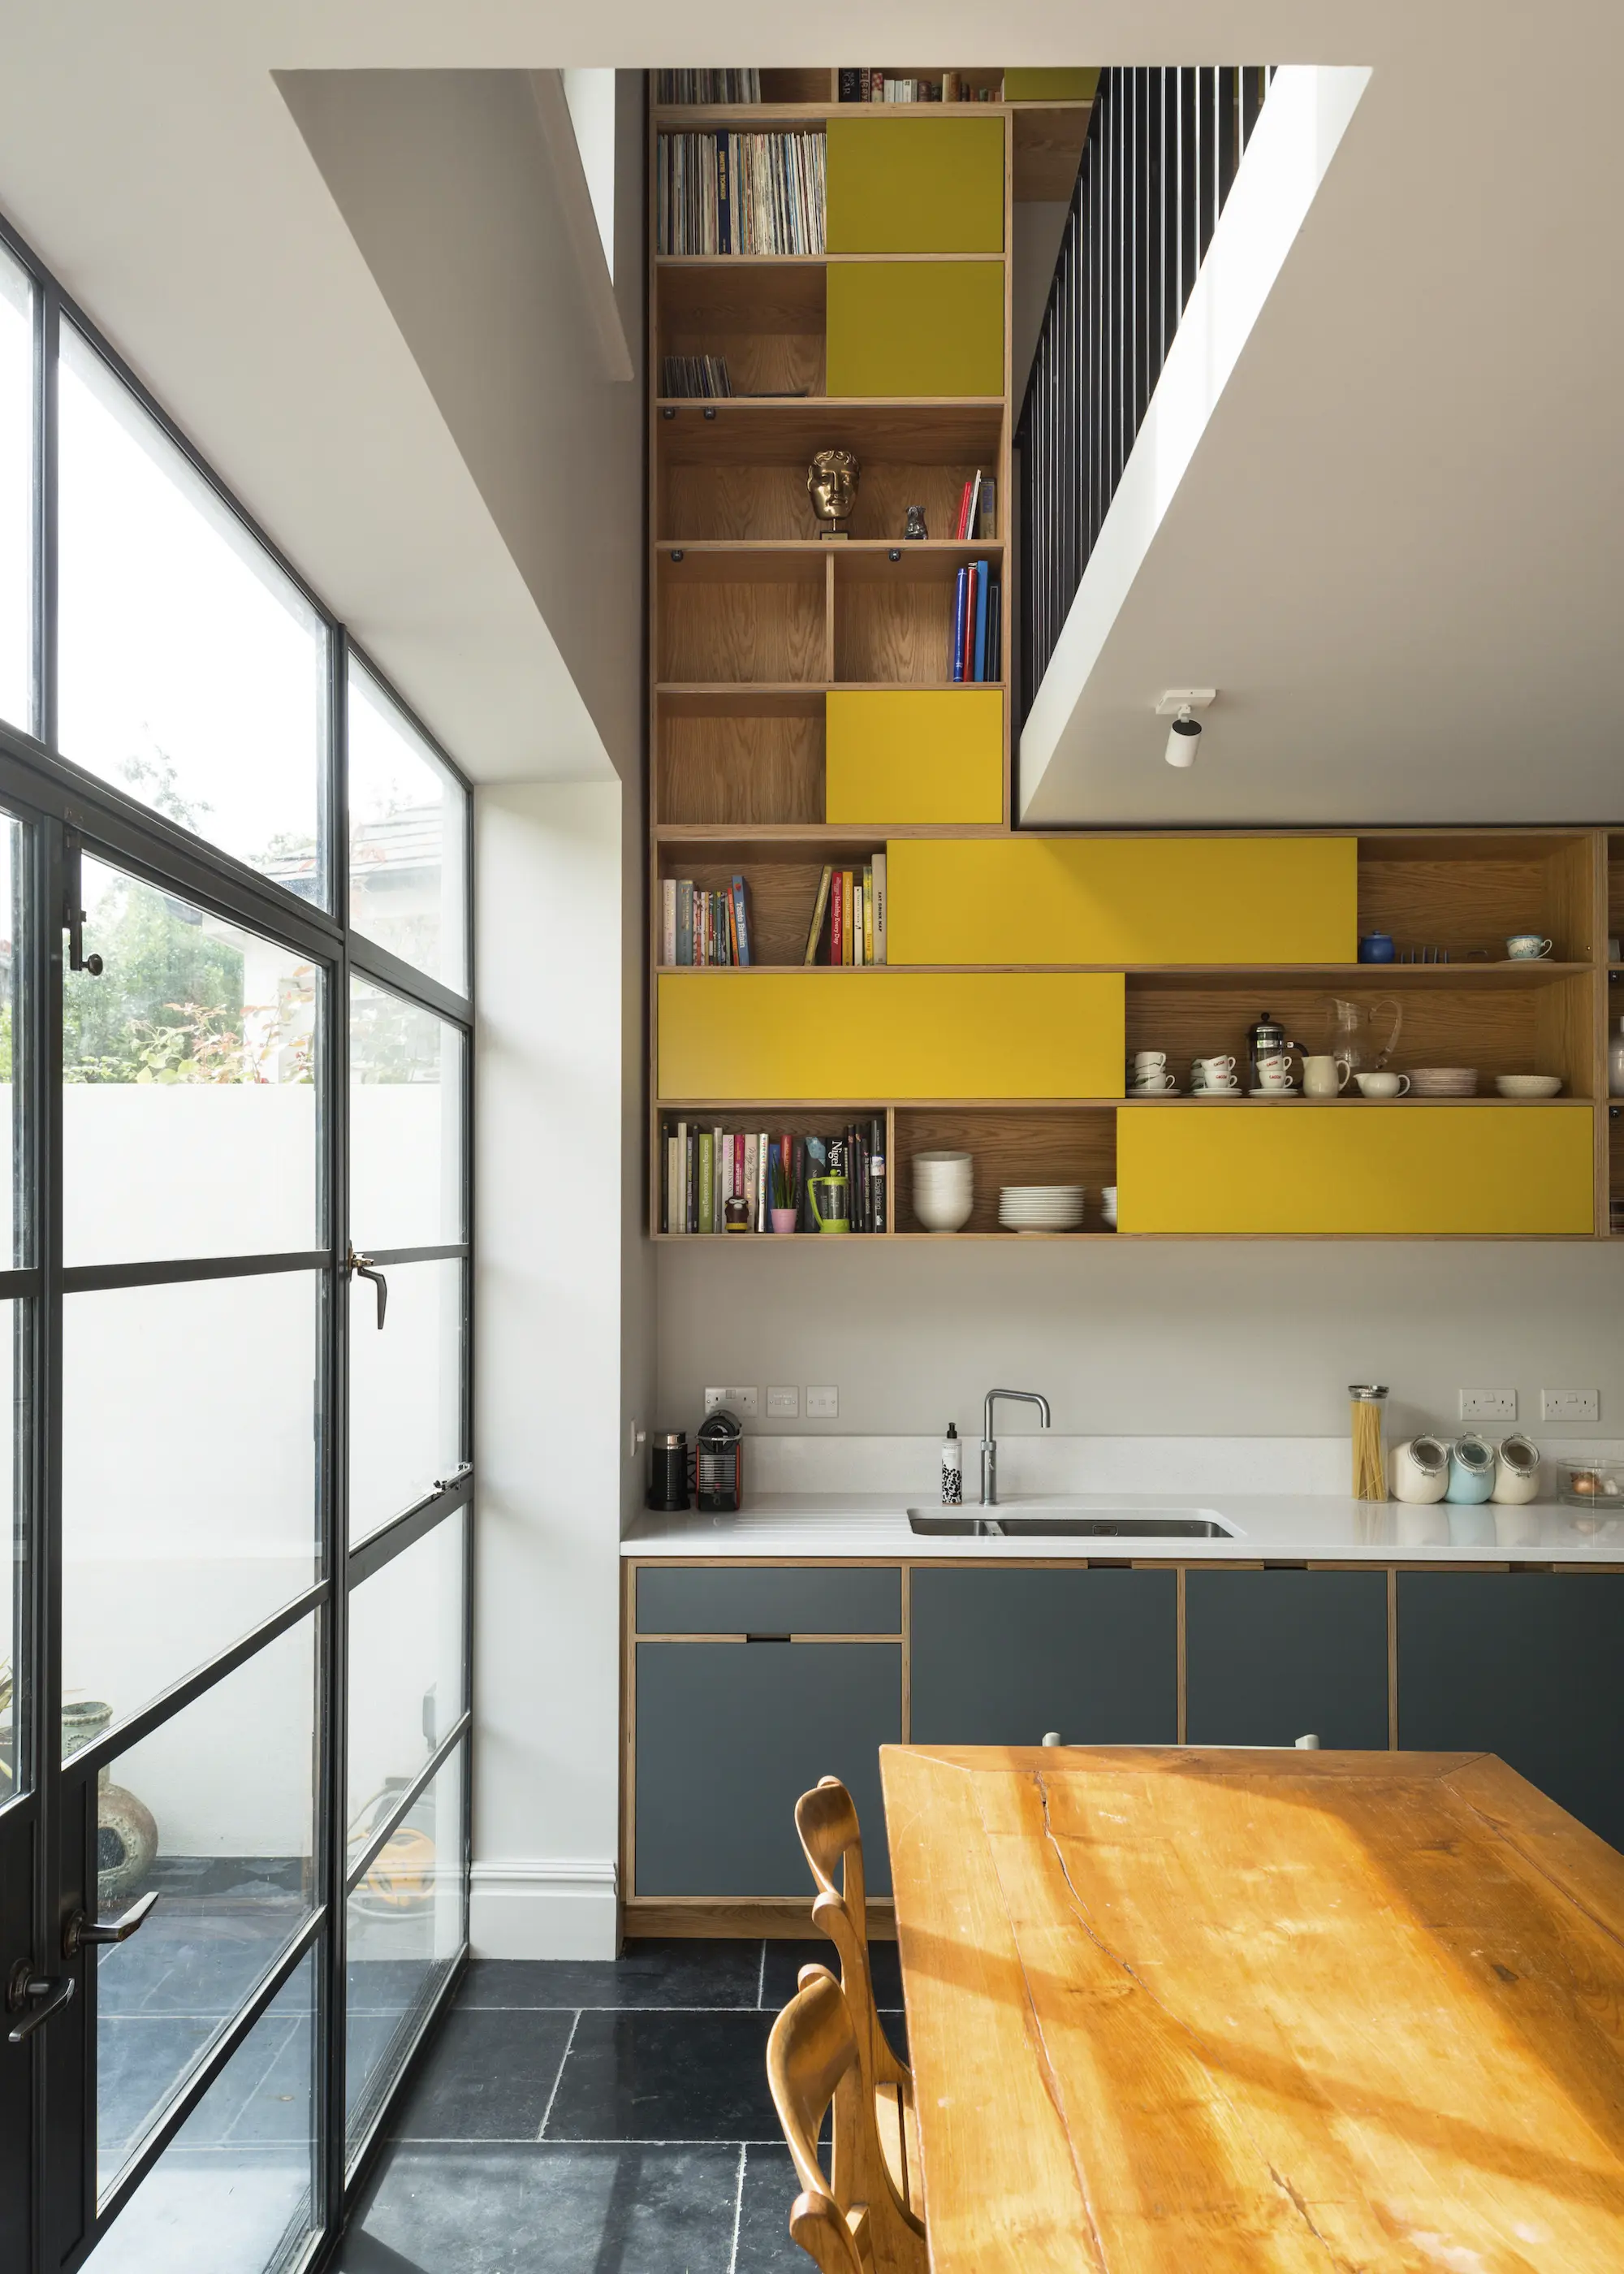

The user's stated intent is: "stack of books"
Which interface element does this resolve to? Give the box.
[952,469,996,541]
[949,562,1000,682]
[660,355,733,397]
[657,70,762,104]
[663,1121,888,1234]
[802,858,886,965]
[663,876,753,965]
[656,132,827,255]
[839,71,1000,102]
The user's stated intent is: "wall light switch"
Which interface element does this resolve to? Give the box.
[806,1386,839,1420]
[1542,1388,1599,1422]
[1459,1388,1516,1421]
[704,1386,759,1417]
[767,1386,799,1418]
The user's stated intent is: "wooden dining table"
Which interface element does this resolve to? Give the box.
[881,1744,1624,2272]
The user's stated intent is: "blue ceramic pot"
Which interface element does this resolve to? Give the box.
[1358,932,1396,963]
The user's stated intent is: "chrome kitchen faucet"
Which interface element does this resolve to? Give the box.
[982,1387,1052,1506]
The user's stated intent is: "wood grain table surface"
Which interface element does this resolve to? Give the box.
[880,1745,1624,2272]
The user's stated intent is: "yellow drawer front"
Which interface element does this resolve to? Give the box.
[659,972,1124,1102]
[1117,1105,1596,1236]
[826,119,1005,253]
[887,837,1357,965]
[825,690,1004,824]
[826,262,1004,398]
[1004,69,1101,101]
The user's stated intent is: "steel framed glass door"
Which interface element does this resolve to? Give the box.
[0,200,473,2274]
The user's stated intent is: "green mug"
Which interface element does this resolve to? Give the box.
[807,1174,850,1234]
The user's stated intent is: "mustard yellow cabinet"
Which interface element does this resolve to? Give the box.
[825,118,1006,253]
[1116,1104,1596,1237]
[658,972,1124,1102]
[825,690,1003,826]
[825,262,1004,398]
[885,837,1358,966]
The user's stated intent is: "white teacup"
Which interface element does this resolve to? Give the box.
[1133,1051,1168,1071]
[1505,934,1553,960]
[1255,1057,1296,1092]
[1302,1053,1351,1098]
[1131,1071,1177,1093]
[1194,1054,1237,1080]
[1355,1070,1410,1097]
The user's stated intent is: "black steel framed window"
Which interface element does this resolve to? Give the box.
[0,203,473,2274]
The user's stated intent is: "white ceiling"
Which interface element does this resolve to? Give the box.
[1,3,1620,806]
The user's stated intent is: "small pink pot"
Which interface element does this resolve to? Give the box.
[770,1208,799,1235]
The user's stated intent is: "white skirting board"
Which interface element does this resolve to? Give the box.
[469,1857,620,1960]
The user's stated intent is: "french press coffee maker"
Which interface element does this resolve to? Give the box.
[1246,1010,1297,1092]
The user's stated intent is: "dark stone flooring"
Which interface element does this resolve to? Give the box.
[335,1939,906,2274]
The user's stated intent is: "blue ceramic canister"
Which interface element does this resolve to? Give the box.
[1358,932,1396,963]
[1445,1433,1496,1503]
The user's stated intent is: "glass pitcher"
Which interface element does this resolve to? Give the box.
[1329,996,1402,1079]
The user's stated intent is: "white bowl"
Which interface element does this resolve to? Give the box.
[914,1185,974,1232]
[1495,1074,1562,1098]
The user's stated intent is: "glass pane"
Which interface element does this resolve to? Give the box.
[85,1947,317,2274]
[0,245,30,735]
[348,659,467,991]
[58,323,327,899]
[0,1306,19,1804]
[64,857,320,1266]
[91,1615,316,2196]
[348,1508,465,1834]
[347,1742,464,2153]
[350,976,464,1250]
[348,1259,463,1543]
[63,1275,319,1744]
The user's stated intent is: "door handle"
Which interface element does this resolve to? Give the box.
[62,1888,159,1960]
[63,826,105,977]
[346,1244,388,1329]
[6,1965,76,2045]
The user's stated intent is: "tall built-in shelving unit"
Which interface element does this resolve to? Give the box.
[647,76,1618,1243]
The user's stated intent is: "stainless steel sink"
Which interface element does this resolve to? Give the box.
[907,1504,1235,1538]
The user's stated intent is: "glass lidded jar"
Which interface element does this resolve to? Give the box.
[1350,1384,1389,1502]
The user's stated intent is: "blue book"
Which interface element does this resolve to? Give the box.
[731,875,752,966]
[715,132,732,254]
[973,561,989,681]
[950,566,968,682]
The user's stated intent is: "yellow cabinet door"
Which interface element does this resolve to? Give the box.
[886,837,1358,965]
[659,972,1124,1102]
[1004,69,1101,101]
[826,262,1004,398]
[1117,1104,1596,1236]
[825,690,1004,825]
[826,119,1005,253]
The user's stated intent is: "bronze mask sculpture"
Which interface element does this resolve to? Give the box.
[807,447,860,535]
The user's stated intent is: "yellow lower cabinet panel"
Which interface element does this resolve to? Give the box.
[659,971,1123,1102]
[887,836,1357,965]
[825,690,1004,824]
[826,118,1005,253]
[1117,1105,1596,1236]
[826,262,1004,398]
[1004,69,1101,101]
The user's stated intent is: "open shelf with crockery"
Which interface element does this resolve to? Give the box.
[1355,832,1597,965]
[892,1105,1117,1237]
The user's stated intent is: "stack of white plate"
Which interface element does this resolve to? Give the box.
[1101,1184,1118,1230]
[913,1150,974,1233]
[1406,1066,1478,1096]
[999,1184,1086,1234]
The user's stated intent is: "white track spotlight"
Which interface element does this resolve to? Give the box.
[1155,688,1216,768]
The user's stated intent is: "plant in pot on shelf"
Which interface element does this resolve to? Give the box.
[770,1132,801,1234]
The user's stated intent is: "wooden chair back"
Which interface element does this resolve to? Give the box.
[767,1965,875,2274]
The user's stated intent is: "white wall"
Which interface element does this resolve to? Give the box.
[473,778,648,1957]
[657,1239,1624,1457]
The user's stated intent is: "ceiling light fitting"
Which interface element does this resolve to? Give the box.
[1155,687,1216,768]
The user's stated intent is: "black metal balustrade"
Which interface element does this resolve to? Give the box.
[1017,67,1272,723]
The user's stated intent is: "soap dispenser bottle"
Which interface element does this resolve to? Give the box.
[941,1424,962,1507]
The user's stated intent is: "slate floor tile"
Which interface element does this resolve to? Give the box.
[388,2007,576,2142]
[734,2143,808,2273]
[543,2010,778,2143]
[760,1935,904,2012]
[334,2140,741,2274]
[97,2015,220,2171]
[460,1939,762,2012]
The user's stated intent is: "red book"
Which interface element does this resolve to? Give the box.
[830,871,844,966]
[733,1131,745,1201]
[955,478,972,538]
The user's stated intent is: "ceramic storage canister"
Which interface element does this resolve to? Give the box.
[1445,1433,1497,1504]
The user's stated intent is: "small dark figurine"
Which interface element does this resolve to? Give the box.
[905,504,928,540]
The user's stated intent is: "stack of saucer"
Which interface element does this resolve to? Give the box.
[998,1184,1086,1234]
[1406,1066,1478,1096]
[1101,1185,1118,1230]
[913,1150,974,1233]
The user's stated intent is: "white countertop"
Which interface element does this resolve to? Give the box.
[623,1491,1624,1563]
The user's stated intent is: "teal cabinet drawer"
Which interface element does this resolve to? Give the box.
[635,1564,901,1635]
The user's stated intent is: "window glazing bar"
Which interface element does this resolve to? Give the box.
[61,1581,329,1783]
[361,1243,469,1269]
[347,931,472,1028]
[0,1267,40,1300]
[62,1250,327,1295]
[345,1716,471,1897]
[343,1941,469,2190]
[347,1468,473,1588]
[83,1910,325,2249]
